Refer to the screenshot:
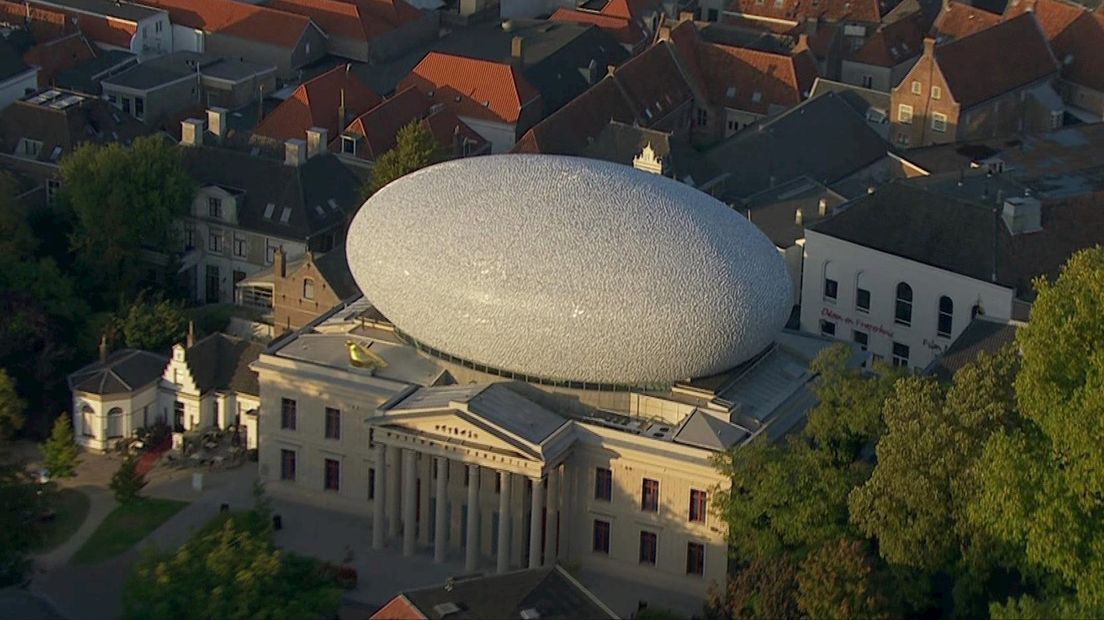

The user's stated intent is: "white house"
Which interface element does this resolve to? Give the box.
[68,342,168,452]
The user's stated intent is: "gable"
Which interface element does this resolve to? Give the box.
[372,409,545,460]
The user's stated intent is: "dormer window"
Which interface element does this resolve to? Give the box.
[208,196,222,219]
[18,138,42,158]
[341,135,358,155]
[303,278,315,300]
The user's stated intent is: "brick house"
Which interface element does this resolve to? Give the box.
[890,14,1060,148]
[263,0,437,63]
[269,246,359,333]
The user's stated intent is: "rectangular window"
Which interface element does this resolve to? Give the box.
[134,97,144,120]
[689,489,707,523]
[46,178,61,204]
[207,229,222,253]
[184,223,195,250]
[931,112,947,133]
[853,330,869,351]
[696,108,708,127]
[931,85,941,100]
[911,80,922,95]
[368,467,375,499]
[324,407,340,440]
[205,264,220,303]
[938,297,954,338]
[208,197,222,219]
[280,398,297,430]
[595,467,612,501]
[266,240,277,264]
[824,277,838,301]
[687,542,705,576]
[898,104,913,124]
[892,342,910,368]
[233,234,246,257]
[593,520,610,554]
[280,449,296,481]
[173,401,185,432]
[324,458,340,491]
[641,478,659,512]
[639,531,658,565]
[820,319,836,337]
[341,135,357,155]
[856,287,871,313]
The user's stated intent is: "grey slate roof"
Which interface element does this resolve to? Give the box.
[314,246,359,299]
[180,147,360,240]
[68,350,168,395]
[742,176,847,247]
[705,91,890,201]
[673,409,749,450]
[581,120,725,189]
[184,333,262,396]
[399,567,617,620]
[466,384,567,445]
[55,51,138,95]
[0,37,31,82]
[0,90,147,163]
[926,318,1018,381]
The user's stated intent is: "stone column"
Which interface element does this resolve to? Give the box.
[528,475,543,569]
[401,449,416,557]
[434,456,448,563]
[386,444,401,537]
[465,463,480,572]
[510,475,525,568]
[544,467,559,564]
[371,443,386,550]
[418,455,431,547]
[496,471,511,574]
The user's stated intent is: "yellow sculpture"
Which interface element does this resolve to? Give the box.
[346,340,388,369]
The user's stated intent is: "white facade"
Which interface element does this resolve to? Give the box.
[171,25,205,53]
[458,116,518,154]
[799,230,1016,369]
[72,383,162,452]
[159,342,259,450]
[0,68,39,111]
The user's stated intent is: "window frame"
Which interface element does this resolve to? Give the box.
[641,478,659,513]
[689,489,707,523]
[937,296,954,338]
[892,341,910,368]
[207,228,223,253]
[280,448,296,481]
[595,467,612,502]
[303,277,315,300]
[895,282,913,326]
[324,458,339,491]
[823,276,838,301]
[897,104,913,124]
[931,85,941,100]
[911,80,922,95]
[280,397,297,431]
[853,330,869,351]
[593,519,611,554]
[931,111,947,133]
[856,287,871,313]
[820,319,836,338]
[232,234,246,258]
[324,406,341,440]
[639,530,658,565]
[686,541,705,576]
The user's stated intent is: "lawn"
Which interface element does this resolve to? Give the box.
[71,497,188,564]
[32,488,91,552]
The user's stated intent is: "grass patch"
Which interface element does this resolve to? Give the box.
[72,497,188,564]
[32,488,91,552]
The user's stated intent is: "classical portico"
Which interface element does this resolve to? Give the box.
[367,384,573,573]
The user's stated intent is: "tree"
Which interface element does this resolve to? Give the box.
[110,456,146,503]
[796,538,895,619]
[0,172,37,262]
[805,343,898,464]
[966,248,1104,614]
[43,414,80,478]
[123,514,341,620]
[116,290,188,352]
[367,121,442,196]
[61,136,194,303]
[0,464,49,586]
[0,369,25,439]
[705,556,800,620]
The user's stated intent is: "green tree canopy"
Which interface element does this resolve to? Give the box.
[0,464,49,586]
[43,414,80,478]
[367,121,443,196]
[61,136,194,302]
[110,456,146,504]
[0,369,25,439]
[796,538,895,620]
[115,291,188,352]
[705,556,800,620]
[124,515,341,620]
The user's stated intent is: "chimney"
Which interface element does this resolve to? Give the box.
[678,10,695,22]
[511,36,524,61]
[206,107,228,141]
[453,125,463,158]
[658,24,672,41]
[1002,196,1042,235]
[794,33,809,53]
[923,36,936,56]
[607,64,617,77]
[305,126,329,159]
[338,88,347,130]
[284,138,306,166]
[274,246,287,278]
[186,321,195,348]
[794,208,804,225]
[180,118,204,146]
[587,59,599,85]
[98,334,107,363]
[818,197,828,216]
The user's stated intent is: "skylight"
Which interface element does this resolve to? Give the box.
[263,203,275,219]
[280,207,291,224]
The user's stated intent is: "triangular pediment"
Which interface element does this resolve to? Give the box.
[370,409,543,461]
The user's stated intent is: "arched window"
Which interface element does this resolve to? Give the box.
[822,261,839,301]
[81,405,95,438]
[855,271,871,313]
[303,277,315,300]
[107,407,124,439]
[895,282,913,326]
[937,296,954,338]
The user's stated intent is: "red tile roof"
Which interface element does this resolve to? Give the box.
[933,13,1058,107]
[727,0,882,24]
[75,14,135,48]
[399,52,540,125]
[0,1,74,41]
[340,85,486,159]
[550,8,646,46]
[512,41,691,154]
[931,0,1001,40]
[1004,0,1084,38]
[254,64,381,141]
[1050,9,1104,91]
[266,0,421,42]
[848,12,924,66]
[142,0,313,48]
[23,32,96,87]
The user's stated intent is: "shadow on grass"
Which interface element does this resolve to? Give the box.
[71,497,188,565]
[32,488,91,553]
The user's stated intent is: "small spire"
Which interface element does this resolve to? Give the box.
[186,321,195,348]
[98,334,107,363]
